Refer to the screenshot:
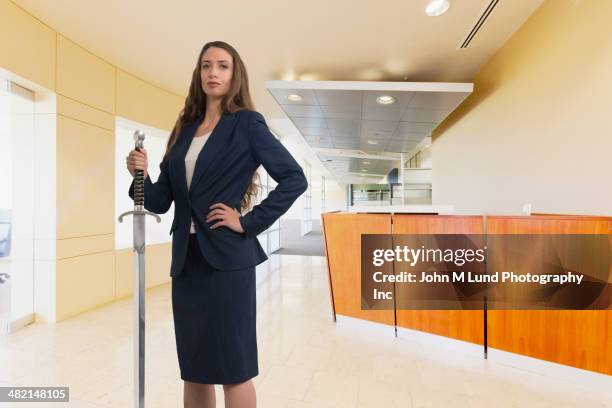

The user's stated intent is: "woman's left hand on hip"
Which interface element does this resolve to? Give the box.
[206,203,245,233]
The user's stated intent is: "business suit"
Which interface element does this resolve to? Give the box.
[128,108,308,277]
[128,108,307,384]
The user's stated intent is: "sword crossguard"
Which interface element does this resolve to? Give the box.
[117,209,162,223]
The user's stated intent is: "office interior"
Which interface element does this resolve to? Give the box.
[0,0,611,407]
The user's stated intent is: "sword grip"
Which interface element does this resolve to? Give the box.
[134,158,145,206]
[133,131,146,207]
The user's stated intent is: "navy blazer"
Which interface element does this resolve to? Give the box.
[129,109,308,277]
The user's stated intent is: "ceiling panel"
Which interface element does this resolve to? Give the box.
[408,92,467,109]
[293,117,327,128]
[298,126,329,136]
[328,128,358,138]
[314,90,362,107]
[392,132,428,141]
[361,120,398,133]
[307,139,334,148]
[304,135,332,142]
[362,105,405,121]
[384,139,420,152]
[280,104,323,118]
[361,140,383,149]
[333,136,362,144]
[395,122,437,134]
[326,118,360,133]
[401,108,450,122]
[320,105,362,120]
[333,139,361,149]
[268,80,472,182]
[360,131,395,142]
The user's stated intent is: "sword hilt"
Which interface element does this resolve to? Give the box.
[118,210,161,223]
[118,129,162,224]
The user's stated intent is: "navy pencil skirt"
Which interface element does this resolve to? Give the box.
[171,233,258,384]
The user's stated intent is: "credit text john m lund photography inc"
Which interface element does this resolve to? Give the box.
[388,270,585,285]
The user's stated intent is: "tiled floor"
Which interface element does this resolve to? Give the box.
[1,254,611,407]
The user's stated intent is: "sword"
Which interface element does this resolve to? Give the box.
[118,130,161,408]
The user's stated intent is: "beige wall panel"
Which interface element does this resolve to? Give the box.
[116,69,183,131]
[57,234,114,259]
[114,248,132,299]
[432,0,612,216]
[115,244,172,299]
[57,115,114,238]
[56,250,115,321]
[56,35,115,114]
[0,0,55,90]
[57,95,115,130]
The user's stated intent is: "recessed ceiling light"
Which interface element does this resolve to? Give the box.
[367,140,378,145]
[425,0,450,16]
[361,169,368,172]
[376,95,395,105]
[363,161,370,165]
[287,94,303,101]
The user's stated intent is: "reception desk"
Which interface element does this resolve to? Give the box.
[321,211,612,375]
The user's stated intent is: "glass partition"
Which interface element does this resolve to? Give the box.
[0,78,36,334]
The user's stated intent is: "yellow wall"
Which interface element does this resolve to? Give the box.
[0,0,184,322]
[0,0,55,90]
[432,0,612,217]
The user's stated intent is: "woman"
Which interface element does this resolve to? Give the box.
[126,41,308,408]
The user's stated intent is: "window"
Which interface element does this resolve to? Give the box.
[321,176,326,215]
[302,160,312,234]
[255,166,282,255]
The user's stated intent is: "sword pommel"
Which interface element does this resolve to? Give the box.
[134,130,145,149]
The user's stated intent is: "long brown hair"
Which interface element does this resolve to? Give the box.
[163,40,261,213]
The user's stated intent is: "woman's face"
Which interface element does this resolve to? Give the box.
[200,47,233,99]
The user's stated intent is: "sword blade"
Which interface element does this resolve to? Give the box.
[133,213,146,408]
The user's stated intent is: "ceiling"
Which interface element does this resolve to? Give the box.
[12,0,543,183]
[13,0,543,119]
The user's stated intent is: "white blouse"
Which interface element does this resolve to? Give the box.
[185,131,212,233]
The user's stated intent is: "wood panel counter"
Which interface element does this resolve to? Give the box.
[321,211,612,375]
